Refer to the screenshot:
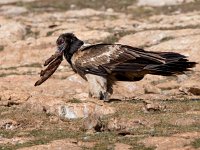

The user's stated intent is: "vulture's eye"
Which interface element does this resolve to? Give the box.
[57,39,64,45]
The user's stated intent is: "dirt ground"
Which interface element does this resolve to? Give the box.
[0,0,200,149]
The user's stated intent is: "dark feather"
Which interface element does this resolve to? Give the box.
[71,44,196,80]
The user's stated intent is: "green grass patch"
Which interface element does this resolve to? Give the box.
[68,98,82,103]
[192,138,200,148]
[0,45,4,52]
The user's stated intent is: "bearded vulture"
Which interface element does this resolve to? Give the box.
[35,33,196,101]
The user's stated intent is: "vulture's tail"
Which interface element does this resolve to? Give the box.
[145,52,197,76]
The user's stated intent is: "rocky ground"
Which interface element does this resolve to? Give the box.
[0,0,200,149]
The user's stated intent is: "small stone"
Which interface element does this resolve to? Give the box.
[107,117,147,133]
[106,8,114,13]
[83,113,104,132]
[107,118,122,131]
[143,100,166,112]
[70,4,76,9]
[0,119,19,130]
[58,102,115,119]
[49,116,59,123]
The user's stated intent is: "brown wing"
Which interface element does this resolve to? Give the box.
[71,44,167,76]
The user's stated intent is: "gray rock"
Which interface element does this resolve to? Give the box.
[58,103,115,119]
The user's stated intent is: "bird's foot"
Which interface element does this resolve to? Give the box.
[89,91,110,102]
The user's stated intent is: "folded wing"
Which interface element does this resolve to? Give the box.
[72,44,196,78]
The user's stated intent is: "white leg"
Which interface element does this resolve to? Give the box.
[85,74,109,100]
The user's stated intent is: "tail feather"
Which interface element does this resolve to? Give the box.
[158,52,186,60]
[146,52,197,76]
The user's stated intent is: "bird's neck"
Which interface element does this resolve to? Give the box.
[64,53,73,65]
[64,44,84,65]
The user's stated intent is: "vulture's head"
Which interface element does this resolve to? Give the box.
[56,33,84,55]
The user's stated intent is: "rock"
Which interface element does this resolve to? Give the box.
[106,8,114,13]
[0,21,26,46]
[25,94,115,119]
[143,100,166,112]
[107,118,122,131]
[0,5,28,16]
[0,89,31,106]
[49,116,59,124]
[18,139,82,150]
[58,102,115,119]
[107,117,147,132]
[137,0,194,7]
[114,143,132,150]
[83,113,104,132]
[0,119,19,130]
[144,84,161,94]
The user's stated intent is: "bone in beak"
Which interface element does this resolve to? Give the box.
[34,51,64,86]
[44,51,63,66]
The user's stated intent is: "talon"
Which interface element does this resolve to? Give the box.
[99,91,109,101]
